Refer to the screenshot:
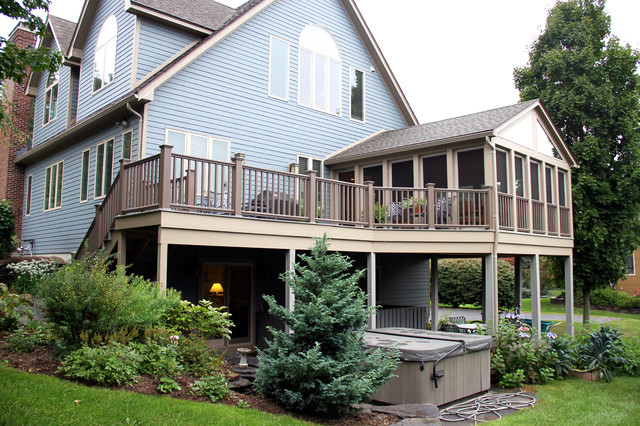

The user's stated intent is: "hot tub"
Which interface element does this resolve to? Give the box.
[364,327,492,406]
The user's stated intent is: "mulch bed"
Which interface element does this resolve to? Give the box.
[0,334,399,425]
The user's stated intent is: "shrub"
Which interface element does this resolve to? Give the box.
[40,251,181,348]
[619,336,640,377]
[130,339,182,377]
[591,287,640,309]
[6,258,58,294]
[176,335,223,376]
[438,258,515,309]
[0,283,34,331]
[3,322,54,352]
[161,299,233,340]
[189,373,229,401]
[255,235,399,416]
[157,376,181,394]
[0,200,16,259]
[489,318,556,387]
[59,343,142,386]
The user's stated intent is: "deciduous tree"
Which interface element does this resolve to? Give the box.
[514,0,640,322]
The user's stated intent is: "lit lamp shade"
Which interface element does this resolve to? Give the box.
[209,283,224,294]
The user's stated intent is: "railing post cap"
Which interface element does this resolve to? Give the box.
[364,180,375,185]
[305,169,317,176]
[426,183,436,188]
[233,153,246,161]
[160,144,173,150]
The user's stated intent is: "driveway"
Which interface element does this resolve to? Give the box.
[443,307,618,325]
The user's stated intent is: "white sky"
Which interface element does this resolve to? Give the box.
[1,0,638,123]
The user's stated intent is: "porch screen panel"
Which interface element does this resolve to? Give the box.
[457,149,484,189]
[558,171,566,206]
[362,165,382,186]
[545,166,554,203]
[391,160,413,187]
[515,156,525,196]
[166,130,186,154]
[496,150,508,193]
[530,161,540,200]
[422,154,447,188]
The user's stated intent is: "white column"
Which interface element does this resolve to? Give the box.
[564,255,574,336]
[484,254,498,331]
[367,252,377,329]
[284,249,296,334]
[530,254,542,339]
[430,255,438,331]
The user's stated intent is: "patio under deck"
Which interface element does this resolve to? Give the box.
[80,145,576,336]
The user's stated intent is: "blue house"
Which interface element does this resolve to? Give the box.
[18,0,577,348]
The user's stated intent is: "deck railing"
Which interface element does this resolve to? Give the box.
[498,193,514,230]
[79,146,572,254]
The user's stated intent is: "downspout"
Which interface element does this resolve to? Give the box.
[486,136,500,329]
[126,102,143,159]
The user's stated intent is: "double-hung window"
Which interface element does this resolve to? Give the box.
[80,149,90,202]
[349,67,364,122]
[94,139,114,199]
[298,25,341,115]
[297,155,323,177]
[43,71,58,125]
[93,15,117,92]
[44,161,63,211]
[25,175,32,216]
[269,36,289,100]
[122,130,133,160]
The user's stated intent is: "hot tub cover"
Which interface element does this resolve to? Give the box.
[364,327,492,362]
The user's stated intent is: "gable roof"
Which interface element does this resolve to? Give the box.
[25,15,78,96]
[134,0,418,126]
[326,99,576,166]
[48,15,77,53]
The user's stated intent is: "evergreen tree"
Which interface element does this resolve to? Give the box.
[255,235,399,416]
[514,0,640,322]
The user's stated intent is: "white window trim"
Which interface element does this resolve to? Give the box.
[121,129,133,160]
[165,128,231,162]
[80,148,90,203]
[626,253,636,276]
[43,160,64,212]
[25,174,32,216]
[268,35,289,101]
[297,154,324,178]
[92,15,117,94]
[297,26,342,116]
[94,138,114,200]
[43,71,58,126]
[349,66,365,123]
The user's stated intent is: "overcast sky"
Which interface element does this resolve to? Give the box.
[1,0,638,123]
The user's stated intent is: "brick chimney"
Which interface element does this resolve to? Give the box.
[0,23,37,240]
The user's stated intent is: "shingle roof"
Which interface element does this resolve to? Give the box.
[131,0,236,31]
[326,99,539,164]
[48,15,77,52]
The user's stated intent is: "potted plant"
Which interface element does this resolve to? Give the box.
[572,325,627,382]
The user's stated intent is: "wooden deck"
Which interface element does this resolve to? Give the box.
[78,145,573,256]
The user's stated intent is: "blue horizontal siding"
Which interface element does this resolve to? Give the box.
[76,0,135,121]
[136,19,198,81]
[22,116,139,255]
[32,38,70,147]
[145,0,407,169]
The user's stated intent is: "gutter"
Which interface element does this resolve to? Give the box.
[16,94,141,165]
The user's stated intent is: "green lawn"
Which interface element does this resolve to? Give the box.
[521,297,640,337]
[0,364,308,425]
[497,376,640,425]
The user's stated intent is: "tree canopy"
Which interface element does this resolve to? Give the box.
[514,0,640,320]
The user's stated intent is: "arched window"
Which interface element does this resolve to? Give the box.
[93,15,117,92]
[298,25,341,115]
